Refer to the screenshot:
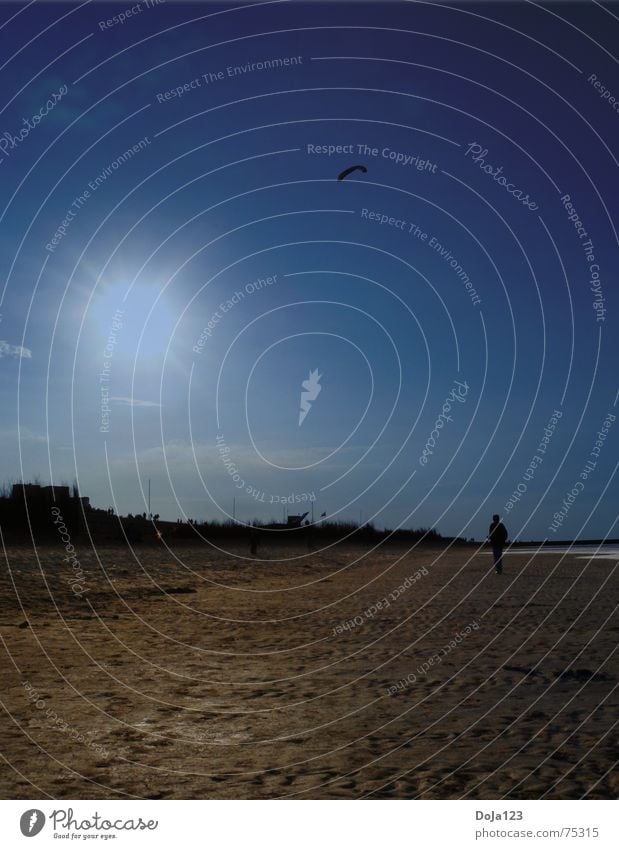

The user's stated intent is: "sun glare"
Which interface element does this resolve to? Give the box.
[90,280,177,361]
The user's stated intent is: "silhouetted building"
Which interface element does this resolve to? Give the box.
[11,483,71,504]
[287,512,309,527]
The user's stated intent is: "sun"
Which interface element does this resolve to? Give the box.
[89,280,178,362]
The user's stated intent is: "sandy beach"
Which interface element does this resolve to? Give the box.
[0,542,616,799]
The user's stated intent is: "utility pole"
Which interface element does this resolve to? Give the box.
[148,479,151,518]
[233,496,236,523]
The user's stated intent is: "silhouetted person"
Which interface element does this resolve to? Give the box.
[488,514,508,574]
[249,525,259,557]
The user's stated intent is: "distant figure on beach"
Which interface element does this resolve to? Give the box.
[488,515,508,574]
[249,525,259,557]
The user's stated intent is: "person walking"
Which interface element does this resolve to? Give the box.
[249,524,260,557]
[488,514,508,574]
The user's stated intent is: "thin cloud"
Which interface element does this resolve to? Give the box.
[0,428,48,444]
[111,396,161,408]
[0,341,31,359]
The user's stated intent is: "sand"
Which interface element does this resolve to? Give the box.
[0,542,617,799]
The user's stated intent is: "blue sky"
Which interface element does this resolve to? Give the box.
[0,0,617,540]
